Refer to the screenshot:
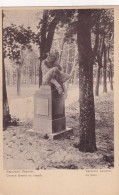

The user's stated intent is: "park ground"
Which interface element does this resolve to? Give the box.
[3,83,114,169]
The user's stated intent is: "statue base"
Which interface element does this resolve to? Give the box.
[27,85,73,140]
[26,127,73,140]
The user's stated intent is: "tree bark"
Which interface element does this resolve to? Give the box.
[92,14,100,60]
[95,55,102,96]
[3,58,11,128]
[39,60,42,87]
[95,34,105,96]
[103,43,107,93]
[73,68,77,84]
[17,65,22,96]
[13,72,15,85]
[95,66,101,96]
[70,54,77,84]
[2,10,11,128]
[59,39,65,66]
[109,59,113,90]
[108,70,110,82]
[99,68,103,85]
[34,62,36,84]
[108,45,113,90]
[7,71,10,85]
[66,44,70,74]
[77,10,97,152]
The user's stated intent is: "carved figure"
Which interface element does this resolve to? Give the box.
[41,51,70,97]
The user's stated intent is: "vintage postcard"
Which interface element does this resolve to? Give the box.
[0,6,119,195]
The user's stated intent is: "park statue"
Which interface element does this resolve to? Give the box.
[41,51,70,98]
[32,50,73,139]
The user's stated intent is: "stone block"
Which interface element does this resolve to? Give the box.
[30,85,73,139]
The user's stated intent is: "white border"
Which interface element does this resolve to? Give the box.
[0,0,119,7]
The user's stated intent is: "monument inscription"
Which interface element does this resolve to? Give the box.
[35,98,49,116]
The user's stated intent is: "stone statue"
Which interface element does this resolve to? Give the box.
[41,51,70,98]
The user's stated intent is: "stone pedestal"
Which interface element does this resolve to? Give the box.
[27,85,73,139]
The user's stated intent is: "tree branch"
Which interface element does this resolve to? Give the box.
[45,15,59,54]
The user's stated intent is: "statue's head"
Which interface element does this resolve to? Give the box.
[45,51,59,68]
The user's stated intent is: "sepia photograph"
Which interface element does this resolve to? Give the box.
[2,8,114,170]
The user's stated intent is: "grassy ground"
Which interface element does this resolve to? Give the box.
[3,90,114,170]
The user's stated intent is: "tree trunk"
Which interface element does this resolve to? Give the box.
[17,65,22,96]
[66,44,70,74]
[110,69,113,90]
[107,45,113,90]
[73,68,77,84]
[31,74,33,84]
[39,60,42,87]
[3,58,11,128]
[100,68,103,85]
[59,39,65,66]
[34,63,36,84]
[70,46,77,84]
[2,10,11,128]
[67,56,76,86]
[13,72,15,85]
[7,71,10,85]
[95,55,102,96]
[108,70,110,82]
[95,35,104,96]
[103,43,107,93]
[95,66,101,96]
[109,59,113,90]
[77,10,97,152]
